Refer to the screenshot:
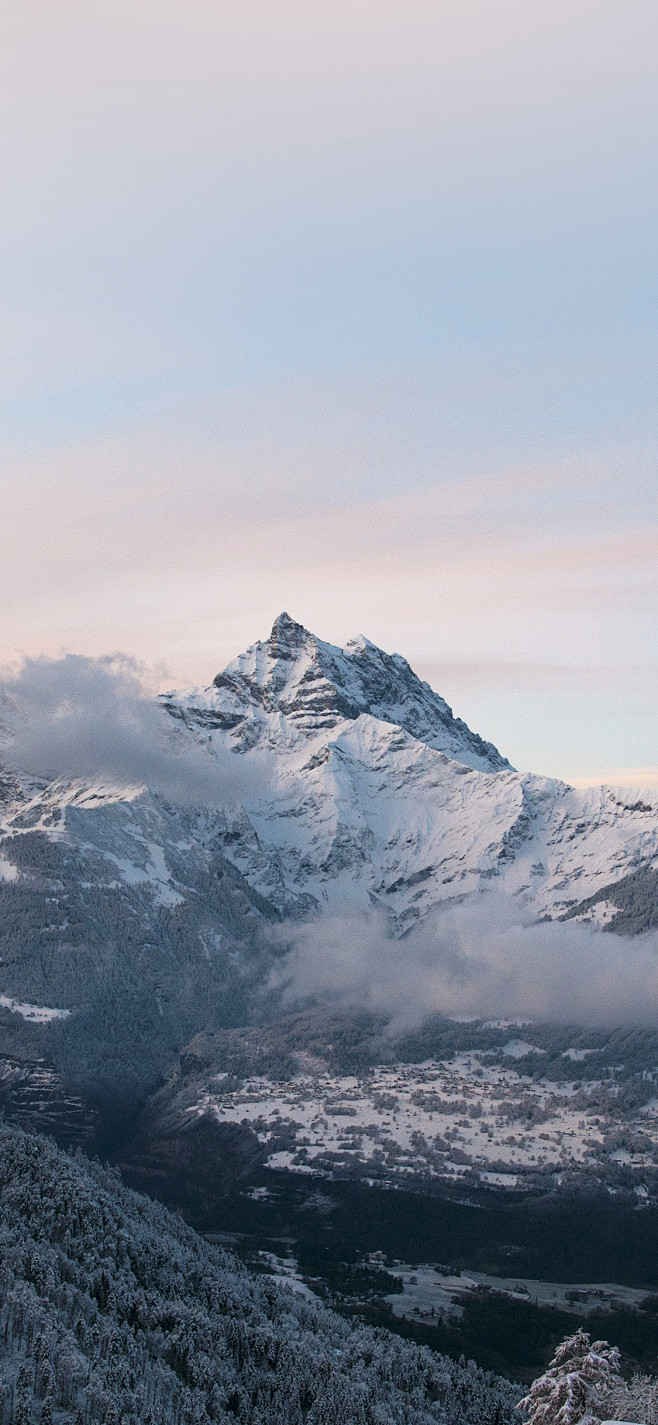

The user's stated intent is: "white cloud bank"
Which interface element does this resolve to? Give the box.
[0,653,263,805]
[271,895,658,1030]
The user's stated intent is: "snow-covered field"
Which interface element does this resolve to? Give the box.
[0,995,69,1023]
[189,1046,658,1196]
[383,1266,652,1325]
[203,1238,652,1325]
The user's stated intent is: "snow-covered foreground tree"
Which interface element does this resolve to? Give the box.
[518,1331,621,1425]
[598,1374,658,1425]
[0,1125,521,1425]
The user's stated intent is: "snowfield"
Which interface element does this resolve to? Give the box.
[383,1265,653,1327]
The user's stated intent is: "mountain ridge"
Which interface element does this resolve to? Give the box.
[156,618,658,931]
[2,616,657,939]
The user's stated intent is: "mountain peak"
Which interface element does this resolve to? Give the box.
[268,612,311,657]
[166,617,512,772]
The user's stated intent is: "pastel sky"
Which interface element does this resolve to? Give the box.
[1,0,657,783]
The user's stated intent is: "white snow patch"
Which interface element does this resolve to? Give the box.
[0,995,70,1023]
[572,900,619,927]
[502,1040,545,1058]
[385,1267,653,1326]
[101,846,184,906]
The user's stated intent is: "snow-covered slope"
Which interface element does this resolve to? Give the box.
[157,615,658,932]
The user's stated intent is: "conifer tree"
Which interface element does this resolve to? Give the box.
[518,1331,621,1425]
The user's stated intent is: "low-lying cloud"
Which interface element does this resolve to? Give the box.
[271,894,658,1029]
[0,652,261,805]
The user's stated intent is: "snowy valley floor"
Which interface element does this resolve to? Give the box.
[186,1038,658,1202]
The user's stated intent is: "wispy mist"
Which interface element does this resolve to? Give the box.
[271,894,658,1029]
[0,653,261,804]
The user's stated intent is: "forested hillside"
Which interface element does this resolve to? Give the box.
[0,1126,521,1425]
[0,814,280,1149]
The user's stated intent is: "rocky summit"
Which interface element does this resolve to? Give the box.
[162,611,511,770]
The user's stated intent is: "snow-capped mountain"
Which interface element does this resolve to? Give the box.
[2,614,656,944]
[155,613,658,932]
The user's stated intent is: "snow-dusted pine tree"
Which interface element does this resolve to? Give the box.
[518,1331,622,1425]
[596,1374,658,1425]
